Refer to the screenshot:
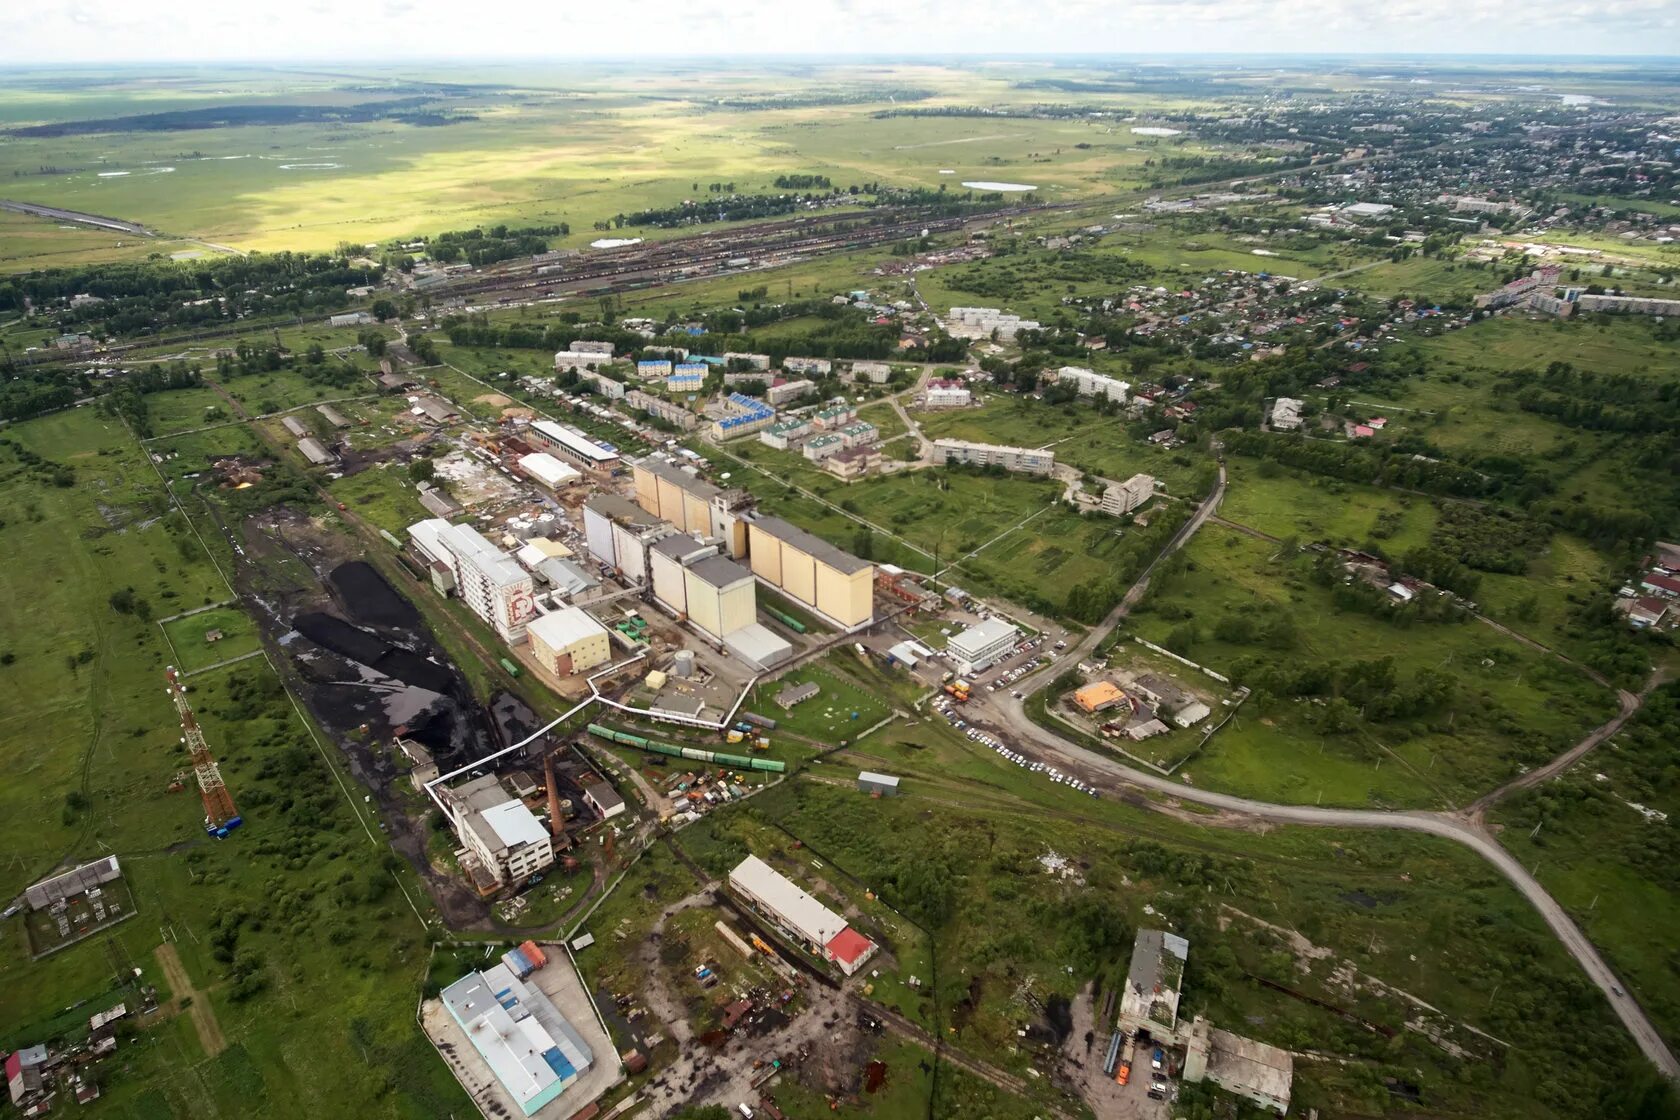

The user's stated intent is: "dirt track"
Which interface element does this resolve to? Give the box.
[155,942,228,1057]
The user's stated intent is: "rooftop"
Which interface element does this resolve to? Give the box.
[480,800,551,851]
[689,554,753,590]
[636,455,722,501]
[440,964,594,1113]
[1208,1027,1293,1108]
[749,516,871,576]
[528,607,608,650]
[730,855,848,947]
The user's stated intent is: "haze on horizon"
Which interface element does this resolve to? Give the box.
[2,0,1677,68]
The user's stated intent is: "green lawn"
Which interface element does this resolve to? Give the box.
[749,659,895,745]
[160,605,263,674]
[1220,456,1438,553]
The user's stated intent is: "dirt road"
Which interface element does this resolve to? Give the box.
[155,942,228,1058]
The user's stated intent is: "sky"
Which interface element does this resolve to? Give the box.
[1,0,1678,64]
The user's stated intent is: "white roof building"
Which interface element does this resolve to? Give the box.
[1056,366,1130,403]
[518,452,583,490]
[729,855,847,949]
[947,618,1021,675]
[440,963,594,1116]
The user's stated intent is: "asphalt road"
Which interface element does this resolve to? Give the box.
[977,461,1680,1079]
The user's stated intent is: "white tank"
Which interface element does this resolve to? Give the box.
[673,650,696,678]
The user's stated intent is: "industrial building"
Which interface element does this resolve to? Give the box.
[526,420,620,472]
[728,855,878,975]
[1184,1017,1293,1116]
[649,534,721,617]
[857,771,900,797]
[441,959,595,1116]
[1055,366,1130,403]
[1074,680,1126,713]
[1101,473,1157,516]
[1270,397,1304,431]
[413,397,460,424]
[281,414,308,437]
[648,537,791,666]
[582,779,625,820]
[317,404,352,428]
[297,437,336,465]
[408,519,536,642]
[631,456,753,556]
[1120,929,1189,1039]
[932,439,1055,476]
[444,774,556,890]
[25,856,122,912]
[745,516,875,629]
[947,618,1020,675]
[581,494,673,584]
[518,453,583,491]
[527,607,611,677]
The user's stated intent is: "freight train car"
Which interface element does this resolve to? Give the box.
[587,723,786,773]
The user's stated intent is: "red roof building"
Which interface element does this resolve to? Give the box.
[824,928,878,976]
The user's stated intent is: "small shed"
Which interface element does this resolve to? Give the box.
[858,771,900,797]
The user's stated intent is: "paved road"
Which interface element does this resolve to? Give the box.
[976,459,1679,1079]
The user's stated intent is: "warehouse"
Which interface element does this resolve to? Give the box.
[722,621,792,669]
[441,962,594,1116]
[281,414,309,437]
[582,779,626,820]
[527,419,620,471]
[316,404,352,428]
[745,516,874,629]
[518,452,583,491]
[947,618,1020,676]
[527,607,611,677]
[631,456,753,556]
[1184,1017,1292,1116]
[728,855,877,975]
[649,534,720,617]
[1074,680,1126,713]
[408,519,536,643]
[297,437,336,465]
[581,494,673,584]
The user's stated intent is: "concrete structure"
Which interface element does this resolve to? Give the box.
[835,420,878,448]
[932,439,1055,476]
[571,340,615,355]
[317,404,352,428]
[947,618,1020,676]
[631,456,752,557]
[723,351,771,371]
[1340,201,1395,221]
[409,519,536,643]
[1119,929,1189,1039]
[553,345,616,373]
[648,533,718,617]
[281,414,309,437]
[1270,397,1303,431]
[581,494,672,584]
[440,964,594,1116]
[1100,473,1157,516]
[728,855,877,975]
[1475,266,1562,311]
[666,369,705,393]
[445,774,555,888]
[811,402,857,431]
[1055,366,1130,403]
[857,771,900,797]
[746,516,874,628]
[803,434,845,462]
[330,310,373,327]
[527,420,620,472]
[683,555,758,643]
[576,370,625,400]
[582,780,625,820]
[624,389,698,431]
[636,359,673,379]
[518,453,583,491]
[722,622,793,669]
[297,436,336,465]
[25,856,122,911]
[847,360,892,384]
[924,379,972,408]
[527,607,611,677]
[1183,1017,1292,1116]
[1572,292,1680,316]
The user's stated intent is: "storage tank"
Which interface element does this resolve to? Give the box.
[673,650,696,678]
[558,799,576,820]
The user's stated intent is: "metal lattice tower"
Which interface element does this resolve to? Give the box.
[164,668,239,831]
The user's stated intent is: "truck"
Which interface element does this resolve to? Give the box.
[942,679,971,702]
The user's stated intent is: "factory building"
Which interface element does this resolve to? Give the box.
[746,516,874,629]
[1184,1017,1292,1116]
[444,774,555,889]
[581,494,673,584]
[649,534,721,617]
[408,519,536,643]
[683,555,757,643]
[1055,366,1130,403]
[932,439,1055,476]
[947,618,1020,676]
[1100,473,1157,516]
[527,607,611,677]
[441,961,594,1116]
[1119,929,1189,1040]
[526,420,620,472]
[631,456,753,557]
[518,452,583,491]
[729,855,878,975]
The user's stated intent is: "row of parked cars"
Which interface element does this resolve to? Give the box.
[930,698,1099,797]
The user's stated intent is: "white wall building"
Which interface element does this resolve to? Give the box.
[408,519,536,643]
[518,452,583,491]
[1270,397,1303,431]
[1101,473,1157,516]
[932,439,1055,476]
[445,774,555,887]
[1056,366,1130,403]
[947,618,1020,676]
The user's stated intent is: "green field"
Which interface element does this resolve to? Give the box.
[160,605,264,673]
[1126,522,1615,808]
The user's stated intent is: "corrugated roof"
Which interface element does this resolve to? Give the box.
[480,800,549,850]
[729,855,847,948]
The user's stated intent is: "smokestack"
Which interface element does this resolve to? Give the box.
[545,751,564,841]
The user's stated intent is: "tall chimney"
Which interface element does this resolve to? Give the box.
[545,751,565,841]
